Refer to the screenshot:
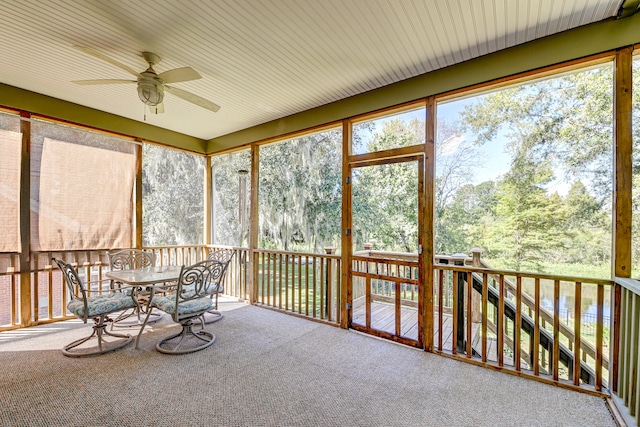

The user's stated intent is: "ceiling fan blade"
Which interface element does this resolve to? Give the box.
[149,103,165,114]
[165,85,220,113]
[157,67,201,84]
[73,45,140,77]
[72,79,136,85]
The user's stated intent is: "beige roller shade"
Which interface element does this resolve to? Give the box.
[33,137,136,251]
[0,130,21,252]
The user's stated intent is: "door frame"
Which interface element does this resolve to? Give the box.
[342,143,428,347]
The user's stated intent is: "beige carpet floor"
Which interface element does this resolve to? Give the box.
[0,297,615,427]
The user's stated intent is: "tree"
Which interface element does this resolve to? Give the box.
[142,144,204,246]
[486,154,567,271]
[258,129,342,252]
[352,118,423,252]
[456,65,615,274]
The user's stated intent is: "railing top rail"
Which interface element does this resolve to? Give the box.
[614,277,640,294]
[352,255,418,267]
[435,263,613,286]
[204,244,249,251]
[253,248,341,259]
[143,245,209,250]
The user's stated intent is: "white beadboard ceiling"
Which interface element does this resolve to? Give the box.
[0,0,625,140]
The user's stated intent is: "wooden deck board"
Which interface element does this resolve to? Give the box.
[353,302,507,362]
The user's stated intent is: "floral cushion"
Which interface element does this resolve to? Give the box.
[67,293,136,318]
[152,295,213,316]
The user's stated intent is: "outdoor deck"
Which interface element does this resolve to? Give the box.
[351,301,520,365]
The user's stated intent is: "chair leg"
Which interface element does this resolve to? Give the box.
[111,303,162,328]
[199,292,223,325]
[156,321,216,355]
[63,315,132,357]
[200,309,223,325]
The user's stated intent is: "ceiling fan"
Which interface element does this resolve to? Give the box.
[71,46,220,114]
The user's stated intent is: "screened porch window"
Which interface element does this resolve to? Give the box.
[142,144,204,246]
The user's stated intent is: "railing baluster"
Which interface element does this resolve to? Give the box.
[320,256,326,319]
[438,268,443,351]
[466,271,472,358]
[534,278,540,376]
[395,279,401,337]
[596,283,604,391]
[452,272,458,355]
[278,253,283,309]
[312,256,317,318]
[304,255,309,316]
[498,275,504,367]
[47,258,54,318]
[296,255,301,314]
[482,273,488,362]
[515,276,522,371]
[573,282,582,386]
[553,280,560,382]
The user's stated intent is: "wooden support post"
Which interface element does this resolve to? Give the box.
[19,112,32,327]
[611,45,633,394]
[248,144,259,304]
[204,155,212,246]
[341,119,352,329]
[134,141,143,249]
[453,254,466,353]
[423,95,436,353]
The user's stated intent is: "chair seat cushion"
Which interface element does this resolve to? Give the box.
[67,293,136,318]
[152,295,213,316]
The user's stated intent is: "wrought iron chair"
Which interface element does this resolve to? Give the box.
[52,257,138,357]
[200,248,235,324]
[107,249,163,327]
[150,259,225,354]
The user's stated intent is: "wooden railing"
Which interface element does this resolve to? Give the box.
[253,249,341,325]
[0,250,114,329]
[611,277,640,425]
[352,251,420,307]
[145,245,250,300]
[433,261,611,396]
[0,245,617,398]
[353,249,611,395]
[0,245,250,330]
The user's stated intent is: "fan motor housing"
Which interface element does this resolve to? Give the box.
[137,75,164,106]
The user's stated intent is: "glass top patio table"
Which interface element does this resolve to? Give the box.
[105,265,183,287]
[105,265,183,348]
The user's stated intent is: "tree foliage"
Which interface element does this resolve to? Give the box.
[258,129,342,252]
[142,144,204,246]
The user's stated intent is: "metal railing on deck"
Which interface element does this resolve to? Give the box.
[253,249,341,324]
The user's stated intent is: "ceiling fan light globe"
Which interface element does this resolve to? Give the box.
[137,80,164,106]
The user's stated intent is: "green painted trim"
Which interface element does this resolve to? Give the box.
[207,13,640,154]
[0,83,207,153]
